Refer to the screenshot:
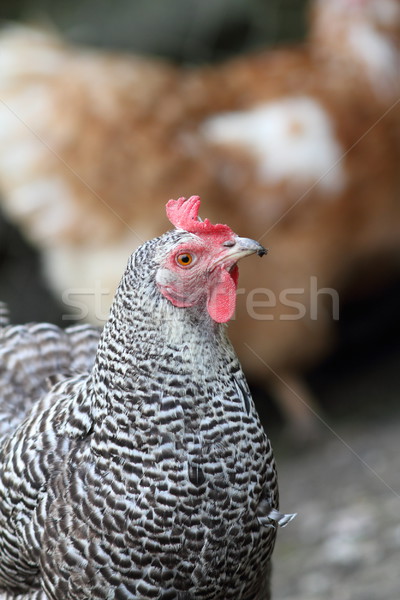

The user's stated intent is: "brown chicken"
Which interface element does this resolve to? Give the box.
[0,0,399,440]
[195,0,400,432]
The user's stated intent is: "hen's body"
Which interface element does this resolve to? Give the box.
[0,201,284,599]
[0,318,100,439]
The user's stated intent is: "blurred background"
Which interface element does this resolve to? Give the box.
[0,0,307,61]
[0,0,400,598]
[0,0,308,325]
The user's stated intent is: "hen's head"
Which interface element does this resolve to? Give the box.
[151,196,266,323]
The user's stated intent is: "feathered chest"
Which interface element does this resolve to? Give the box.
[42,318,279,598]
[91,364,271,498]
[64,369,275,597]
[92,323,268,473]
[36,366,277,599]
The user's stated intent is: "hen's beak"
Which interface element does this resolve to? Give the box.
[210,237,267,271]
[230,236,267,258]
[215,236,267,266]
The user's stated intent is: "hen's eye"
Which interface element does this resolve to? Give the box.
[176,253,193,267]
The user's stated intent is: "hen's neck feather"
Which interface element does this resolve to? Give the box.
[89,234,240,425]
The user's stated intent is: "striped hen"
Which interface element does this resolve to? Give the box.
[0,197,294,600]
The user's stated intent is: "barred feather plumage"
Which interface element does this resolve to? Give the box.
[0,199,293,599]
[0,321,100,439]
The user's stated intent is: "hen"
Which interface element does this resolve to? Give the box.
[0,197,294,600]
[0,0,399,438]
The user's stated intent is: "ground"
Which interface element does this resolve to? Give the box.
[272,349,400,600]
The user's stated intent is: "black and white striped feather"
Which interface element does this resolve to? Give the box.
[0,230,293,600]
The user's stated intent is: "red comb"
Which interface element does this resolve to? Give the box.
[166,196,233,236]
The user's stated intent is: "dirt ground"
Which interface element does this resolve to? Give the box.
[271,351,400,600]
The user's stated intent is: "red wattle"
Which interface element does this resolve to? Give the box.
[207,266,238,323]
